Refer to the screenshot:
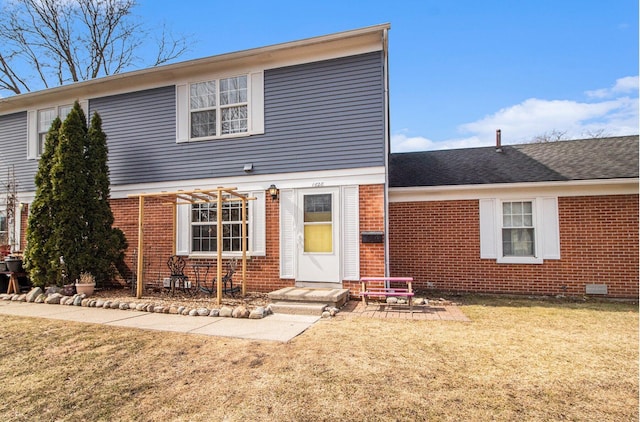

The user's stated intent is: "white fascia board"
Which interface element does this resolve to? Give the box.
[389,178,639,202]
[0,24,389,115]
[110,166,386,199]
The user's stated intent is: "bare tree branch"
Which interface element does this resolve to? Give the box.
[0,0,190,96]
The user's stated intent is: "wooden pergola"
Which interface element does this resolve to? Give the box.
[128,187,256,305]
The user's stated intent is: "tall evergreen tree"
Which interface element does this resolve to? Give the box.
[50,102,90,283]
[24,117,61,286]
[84,112,127,286]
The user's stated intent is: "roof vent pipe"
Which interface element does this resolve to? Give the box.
[496,129,502,153]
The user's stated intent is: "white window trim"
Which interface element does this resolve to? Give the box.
[480,197,560,264]
[176,71,264,143]
[27,101,88,160]
[175,190,265,258]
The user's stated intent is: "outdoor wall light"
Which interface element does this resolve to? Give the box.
[268,184,279,200]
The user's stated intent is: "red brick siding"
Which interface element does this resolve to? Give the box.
[389,195,639,298]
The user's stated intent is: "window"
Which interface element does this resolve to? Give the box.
[303,194,333,253]
[479,197,560,264]
[37,104,73,156]
[0,210,7,245]
[189,75,248,139]
[502,201,534,257]
[176,71,264,143]
[191,200,247,253]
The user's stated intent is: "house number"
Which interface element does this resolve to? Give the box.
[312,182,324,187]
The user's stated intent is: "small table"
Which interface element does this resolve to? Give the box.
[2,271,28,294]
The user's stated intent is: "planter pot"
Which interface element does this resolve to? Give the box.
[0,261,6,272]
[5,256,23,273]
[75,283,95,296]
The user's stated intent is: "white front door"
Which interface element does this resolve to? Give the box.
[296,188,340,282]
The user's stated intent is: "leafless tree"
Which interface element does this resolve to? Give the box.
[0,0,189,96]
[531,129,569,143]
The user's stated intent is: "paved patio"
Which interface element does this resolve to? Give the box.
[340,300,470,321]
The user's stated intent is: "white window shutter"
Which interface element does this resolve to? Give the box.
[279,188,295,278]
[27,110,38,159]
[175,203,190,255]
[479,199,497,259]
[539,197,560,259]
[341,185,360,280]
[249,71,264,135]
[176,84,189,143]
[249,191,266,255]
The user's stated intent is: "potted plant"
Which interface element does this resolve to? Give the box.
[5,254,23,273]
[75,272,96,296]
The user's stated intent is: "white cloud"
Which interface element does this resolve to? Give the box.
[393,76,639,152]
[586,75,638,98]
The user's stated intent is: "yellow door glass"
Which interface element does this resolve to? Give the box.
[304,194,332,253]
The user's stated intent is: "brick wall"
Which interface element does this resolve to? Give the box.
[110,184,386,293]
[389,194,639,298]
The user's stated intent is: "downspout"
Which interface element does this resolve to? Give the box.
[382,26,391,277]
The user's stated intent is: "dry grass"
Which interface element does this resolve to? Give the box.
[0,296,637,421]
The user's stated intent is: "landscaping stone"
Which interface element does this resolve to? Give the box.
[129,302,137,310]
[386,297,398,304]
[81,298,91,307]
[177,306,185,315]
[45,286,61,295]
[154,306,165,313]
[321,311,331,318]
[181,308,190,315]
[73,295,84,306]
[136,303,146,311]
[188,309,198,316]
[169,306,179,315]
[119,302,129,310]
[0,294,9,300]
[26,287,43,302]
[95,299,105,308]
[232,306,249,318]
[329,307,339,316]
[45,293,62,304]
[35,294,45,303]
[249,307,265,319]
[110,301,120,309]
[197,308,209,316]
[208,309,219,317]
[219,306,233,317]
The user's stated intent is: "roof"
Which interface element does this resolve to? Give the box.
[389,135,639,188]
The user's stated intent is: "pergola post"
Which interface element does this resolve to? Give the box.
[136,196,145,299]
[216,188,223,305]
[241,196,247,296]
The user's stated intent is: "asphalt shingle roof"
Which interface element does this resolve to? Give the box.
[389,135,639,187]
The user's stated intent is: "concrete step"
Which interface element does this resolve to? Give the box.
[270,301,328,316]
[268,287,350,308]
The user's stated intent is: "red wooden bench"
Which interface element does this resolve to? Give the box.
[360,277,414,313]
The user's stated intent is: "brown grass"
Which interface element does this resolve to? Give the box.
[0,296,637,421]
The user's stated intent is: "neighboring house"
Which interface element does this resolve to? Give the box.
[389,136,639,298]
[0,24,391,292]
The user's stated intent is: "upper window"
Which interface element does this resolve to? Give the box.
[37,104,72,155]
[0,210,7,245]
[502,201,534,257]
[189,75,248,139]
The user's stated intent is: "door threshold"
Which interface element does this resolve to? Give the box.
[295,281,343,289]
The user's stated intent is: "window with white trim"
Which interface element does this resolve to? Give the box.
[191,200,247,253]
[176,71,264,143]
[479,197,560,264]
[37,104,73,156]
[175,190,266,257]
[190,75,247,139]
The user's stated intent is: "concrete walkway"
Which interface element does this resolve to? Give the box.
[0,300,319,342]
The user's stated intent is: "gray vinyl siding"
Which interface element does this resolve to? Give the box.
[0,111,35,191]
[90,51,385,186]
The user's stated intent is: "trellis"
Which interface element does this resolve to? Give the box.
[128,187,256,305]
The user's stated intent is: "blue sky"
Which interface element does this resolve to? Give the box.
[7,0,640,151]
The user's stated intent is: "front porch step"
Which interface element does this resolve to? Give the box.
[269,301,328,316]
[268,287,350,308]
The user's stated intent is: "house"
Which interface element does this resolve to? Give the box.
[388,135,639,298]
[0,24,391,293]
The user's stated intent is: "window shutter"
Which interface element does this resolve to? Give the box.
[479,199,497,259]
[27,110,38,160]
[279,188,295,279]
[341,185,360,280]
[175,203,190,255]
[539,197,560,259]
[176,84,189,143]
[249,71,264,135]
[249,191,266,255]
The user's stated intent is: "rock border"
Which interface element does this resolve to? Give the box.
[0,287,272,319]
